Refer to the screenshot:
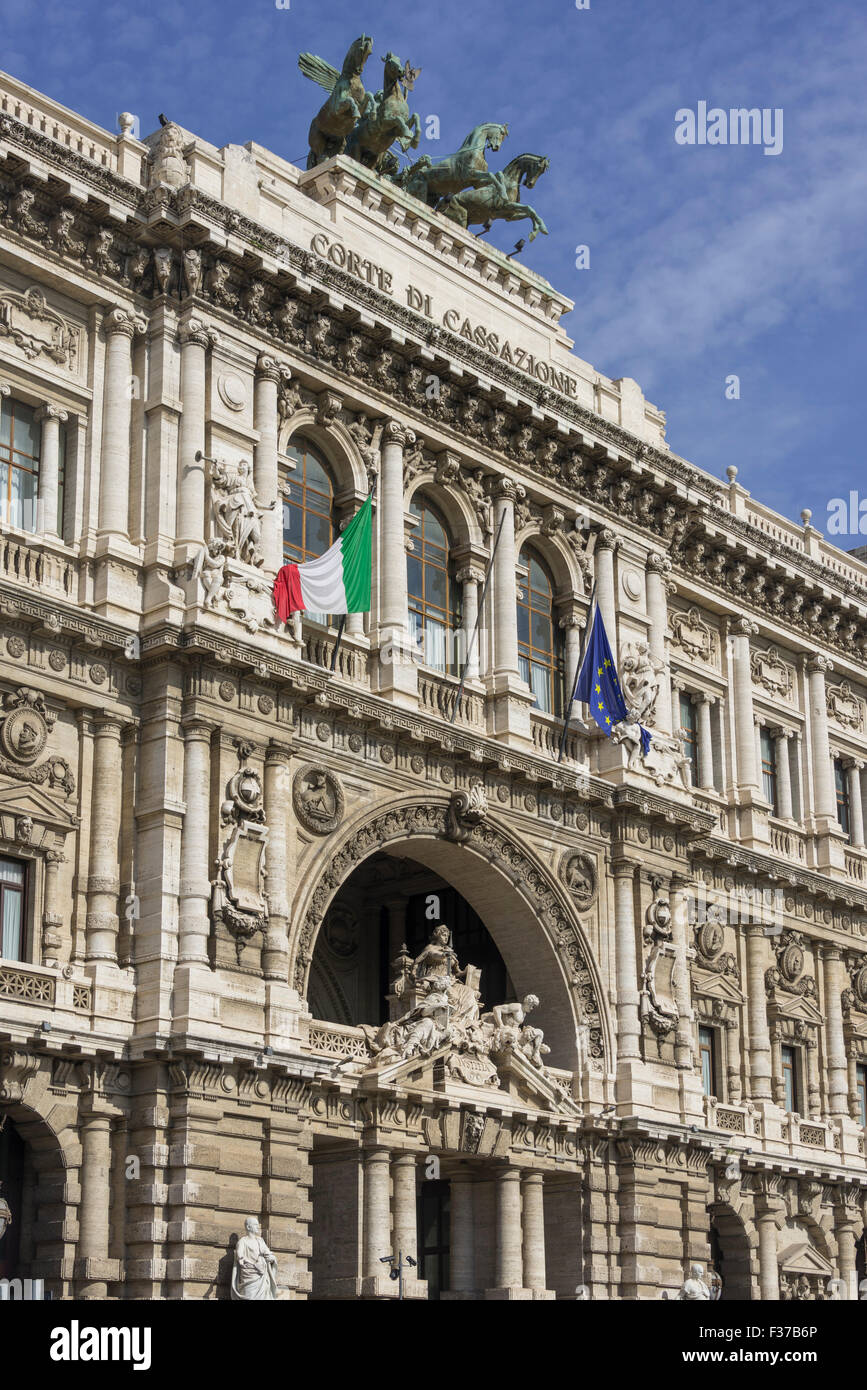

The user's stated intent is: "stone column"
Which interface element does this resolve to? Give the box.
[177,720,213,967]
[494,1167,524,1289]
[594,529,618,650]
[35,403,68,538]
[807,656,835,820]
[85,717,123,963]
[254,355,285,575]
[694,694,715,791]
[754,719,764,792]
[770,1028,784,1106]
[822,946,849,1116]
[176,318,213,548]
[449,1172,476,1294]
[559,611,584,701]
[98,308,139,540]
[833,1194,859,1299]
[745,924,772,1100]
[670,876,694,1069]
[77,1113,113,1298]
[646,553,672,733]
[41,849,65,968]
[457,564,484,680]
[362,1149,392,1280]
[391,1153,418,1264]
[521,1171,546,1292]
[730,618,759,790]
[806,1037,821,1118]
[846,761,865,847]
[773,729,794,820]
[263,742,291,981]
[492,479,520,678]
[756,1208,780,1301]
[380,420,414,639]
[846,1046,860,1121]
[612,862,641,1061]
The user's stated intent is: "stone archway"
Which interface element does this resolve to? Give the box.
[709,1203,755,1300]
[0,1057,73,1291]
[291,797,612,1074]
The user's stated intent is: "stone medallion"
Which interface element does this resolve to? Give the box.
[0,702,48,763]
[558,851,598,911]
[293,765,344,834]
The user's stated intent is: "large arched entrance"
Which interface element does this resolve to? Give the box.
[709,1208,754,1300]
[293,797,611,1075]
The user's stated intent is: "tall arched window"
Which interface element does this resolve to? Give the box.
[407,497,459,673]
[282,436,334,622]
[517,547,563,715]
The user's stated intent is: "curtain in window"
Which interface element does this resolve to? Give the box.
[0,858,25,961]
[517,549,563,715]
[0,399,41,532]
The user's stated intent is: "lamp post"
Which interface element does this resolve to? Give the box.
[380,1251,417,1300]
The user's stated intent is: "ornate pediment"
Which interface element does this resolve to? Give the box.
[0,284,78,369]
[692,964,746,1010]
[750,644,794,700]
[0,781,78,841]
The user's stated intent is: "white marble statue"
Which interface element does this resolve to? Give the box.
[231,1217,278,1301]
[677,1262,711,1300]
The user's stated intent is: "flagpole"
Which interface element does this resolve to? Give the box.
[557,581,597,764]
[448,507,506,725]
[329,479,375,678]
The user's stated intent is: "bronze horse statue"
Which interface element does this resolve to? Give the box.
[397,122,509,207]
[440,153,550,241]
[299,35,374,169]
[344,51,421,174]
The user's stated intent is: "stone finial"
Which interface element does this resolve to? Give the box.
[800,508,812,527]
[726,466,738,483]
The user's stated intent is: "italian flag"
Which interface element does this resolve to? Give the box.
[274,494,372,620]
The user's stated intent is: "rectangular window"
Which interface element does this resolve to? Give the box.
[699,1025,717,1098]
[835,761,850,837]
[760,728,777,812]
[857,1064,867,1129]
[0,399,41,532]
[416,1179,449,1301]
[679,694,698,786]
[0,857,26,961]
[781,1044,798,1113]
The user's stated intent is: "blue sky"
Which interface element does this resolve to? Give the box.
[5,0,866,541]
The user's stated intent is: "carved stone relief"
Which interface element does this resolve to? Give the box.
[669,605,716,664]
[826,681,863,732]
[0,284,78,368]
[293,766,345,835]
[751,645,794,700]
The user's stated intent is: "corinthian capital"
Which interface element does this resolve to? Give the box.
[807,654,833,676]
[179,317,218,349]
[35,403,69,424]
[384,419,416,448]
[104,306,145,339]
[490,476,519,502]
[730,616,759,638]
[595,527,619,552]
[646,551,672,576]
[255,353,284,385]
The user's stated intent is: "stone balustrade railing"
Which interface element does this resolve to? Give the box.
[418,670,485,729]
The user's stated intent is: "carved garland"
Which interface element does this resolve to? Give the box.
[291,801,607,1069]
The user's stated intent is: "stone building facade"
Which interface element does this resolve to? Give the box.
[0,69,865,1301]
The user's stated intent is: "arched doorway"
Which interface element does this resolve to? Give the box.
[709,1208,754,1300]
[309,850,515,1032]
[0,1114,25,1280]
[293,797,611,1075]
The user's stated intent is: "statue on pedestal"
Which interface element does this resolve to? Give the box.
[231,1217,278,1301]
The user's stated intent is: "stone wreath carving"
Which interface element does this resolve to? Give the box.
[558,851,598,911]
[291,801,606,1070]
[0,687,75,795]
[293,766,345,834]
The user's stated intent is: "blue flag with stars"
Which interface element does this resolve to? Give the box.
[574,605,651,754]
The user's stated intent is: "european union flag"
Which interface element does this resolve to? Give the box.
[574,606,651,754]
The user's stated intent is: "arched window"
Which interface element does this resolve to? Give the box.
[517,547,563,715]
[407,497,459,673]
[282,437,334,623]
[0,398,40,532]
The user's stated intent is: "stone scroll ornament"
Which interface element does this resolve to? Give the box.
[211,767,269,962]
[640,886,680,1038]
